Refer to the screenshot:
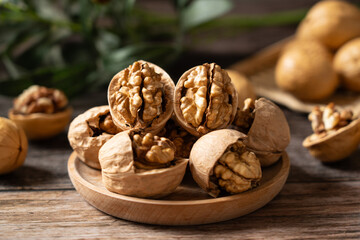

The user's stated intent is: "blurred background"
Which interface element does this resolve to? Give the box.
[1,0,359,99]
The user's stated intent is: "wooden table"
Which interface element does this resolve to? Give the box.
[1,85,359,239]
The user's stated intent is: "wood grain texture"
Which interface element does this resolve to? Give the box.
[1,182,359,239]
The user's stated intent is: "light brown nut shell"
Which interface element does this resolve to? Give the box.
[8,107,72,140]
[174,64,238,137]
[0,117,28,175]
[189,129,247,197]
[245,98,290,167]
[303,117,360,162]
[296,0,360,49]
[275,40,339,101]
[334,37,360,92]
[226,69,256,110]
[99,131,188,199]
[68,106,115,169]
[107,60,175,134]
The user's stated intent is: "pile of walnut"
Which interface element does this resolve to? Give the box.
[303,103,360,162]
[276,0,360,101]
[68,60,290,199]
[8,85,72,140]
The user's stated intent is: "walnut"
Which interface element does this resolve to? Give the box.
[8,85,72,140]
[189,129,261,197]
[174,63,238,137]
[98,131,188,198]
[159,118,198,158]
[68,106,121,169]
[0,117,28,174]
[232,98,290,167]
[296,0,360,49]
[303,103,360,162]
[108,60,174,134]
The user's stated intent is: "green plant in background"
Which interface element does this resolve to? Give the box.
[0,0,306,98]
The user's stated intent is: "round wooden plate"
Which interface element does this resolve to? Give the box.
[68,151,290,225]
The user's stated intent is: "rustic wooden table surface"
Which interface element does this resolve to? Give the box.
[1,0,360,237]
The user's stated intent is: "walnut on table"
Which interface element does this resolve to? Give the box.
[303,102,360,162]
[8,85,72,140]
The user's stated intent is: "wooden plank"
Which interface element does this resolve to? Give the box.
[1,182,360,239]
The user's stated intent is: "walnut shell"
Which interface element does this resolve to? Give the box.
[107,60,175,134]
[233,98,290,167]
[303,115,360,162]
[174,63,238,137]
[68,106,121,169]
[0,117,28,175]
[297,0,360,49]
[98,131,188,198]
[189,129,261,197]
[334,37,360,92]
[8,107,72,140]
[275,40,339,101]
[226,69,256,110]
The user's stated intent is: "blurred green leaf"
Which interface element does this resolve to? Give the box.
[180,0,232,30]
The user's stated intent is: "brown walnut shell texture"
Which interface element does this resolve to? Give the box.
[68,106,118,169]
[296,0,360,49]
[174,63,238,137]
[245,98,290,167]
[189,129,248,197]
[98,131,188,199]
[108,60,175,134]
[303,117,360,162]
[9,107,72,140]
[275,40,339,101]
[333,37,360,92]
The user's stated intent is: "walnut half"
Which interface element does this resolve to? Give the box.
[68,106,121,169]
[303,103,360,162]
[174,63,238,137]
[108,60,175,134]
[189,129,261,197]
[98,131,188,198]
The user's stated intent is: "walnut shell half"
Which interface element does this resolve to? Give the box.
[68,106,121,169]
[107,60,175,134]
[8,107,72,140]
[98,131,188,198]
[190,129,261,198]
[174,63,238,137]
[233,98,290,167]
[303,104,360,162]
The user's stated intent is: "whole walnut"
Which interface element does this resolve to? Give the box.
[275,40,339,101]
[334,37,360,92]
[99,131,188,198]
[68,105,121,169]
[233,98,290,167]
[8,85,72,140]
[190,129,262,197]
[107,60,174,134]
[174,63,238,137]
[0,117,28,174]
[297,0,360,49]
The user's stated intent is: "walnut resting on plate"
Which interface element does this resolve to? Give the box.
[189,129,262,198]
[8,85,72,140]
[98,131,188,198]
[68,106,121,169]
[107,60,175,134]
[303,103,360,162]
[174,63,238,137]
[233,98,290,167]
